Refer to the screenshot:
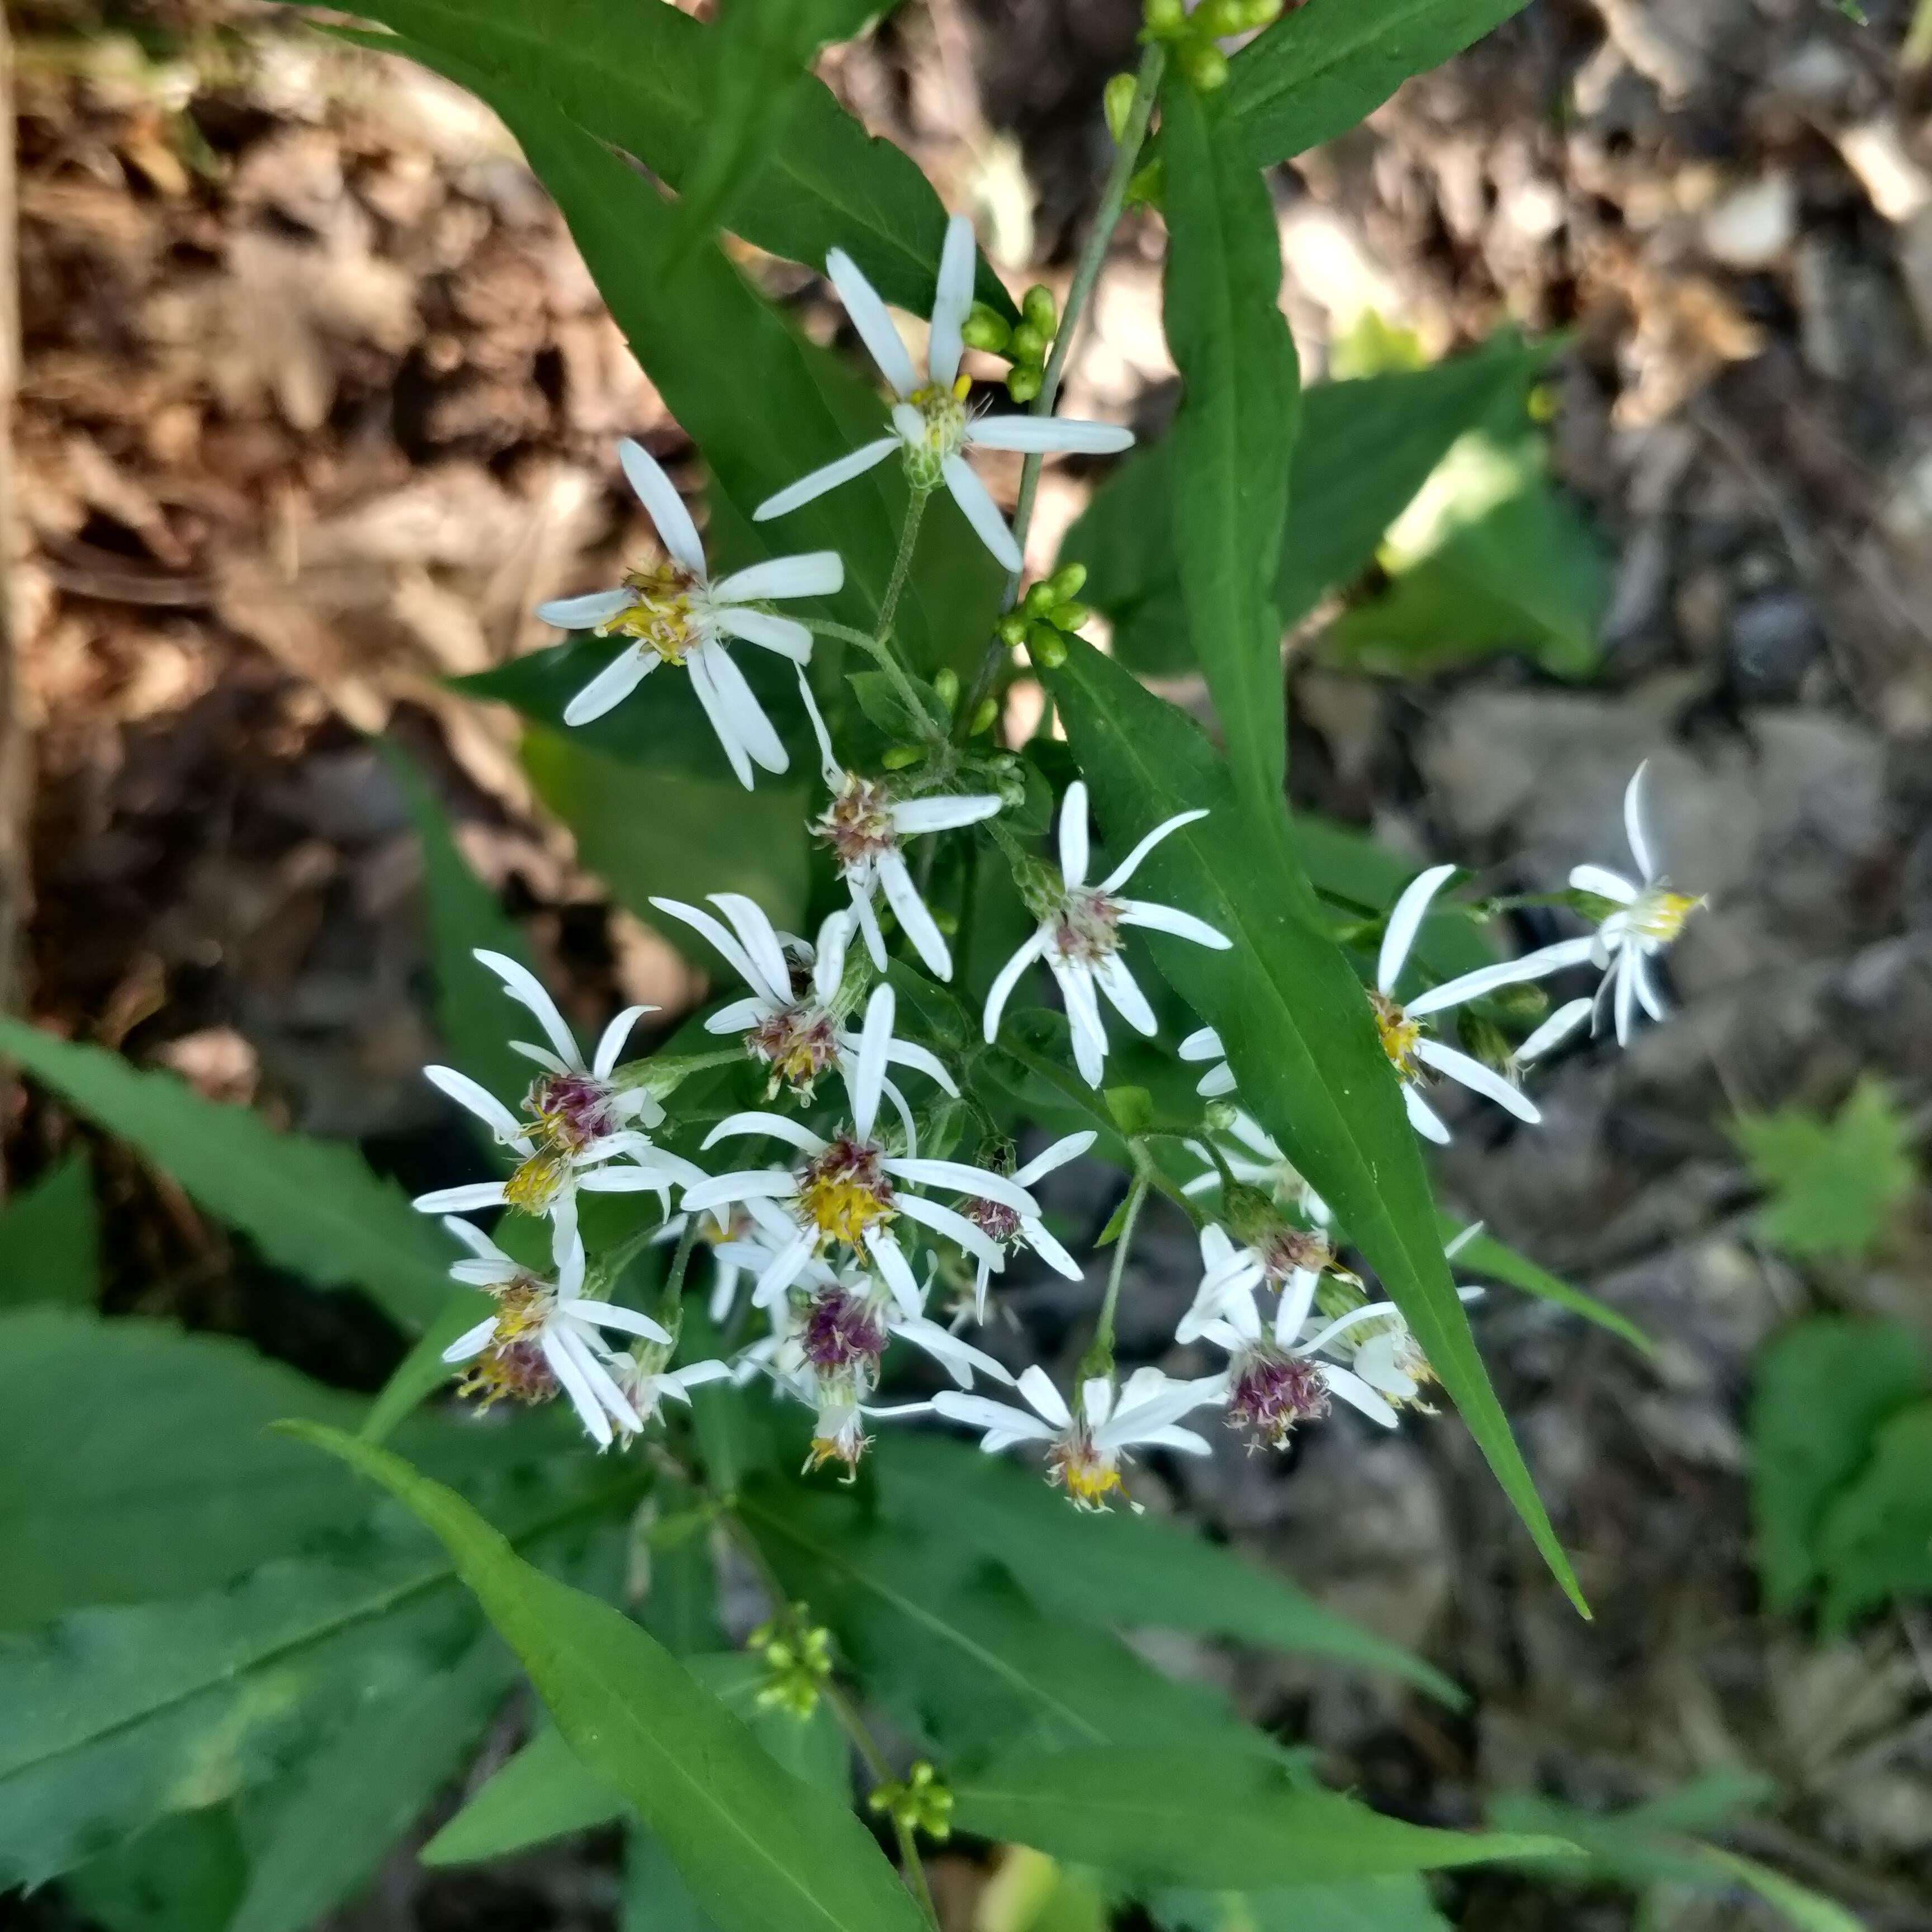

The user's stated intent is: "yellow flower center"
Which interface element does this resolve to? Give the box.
[1631,886,1703,944]
[504,1148,572,1214]
[456,1278,557,1409]
[795,1136,895,1249]
[606,561,700,664]
[1369,990,1423,1080]
[903,376,972,488]
[1049,1431,1124,1510]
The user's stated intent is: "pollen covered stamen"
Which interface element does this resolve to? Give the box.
[1631,886,1703,943]
[1226,1347,1329,1448]
[796,1135,896,1249]
[1369,989,1423,1081]
[799,1286,890,1381]
[964,1195,1022,1246]
[902,377,972,488]
[458,1277,559,1409]
[1259,1224,1337,1286]
[1051,887,1124,967]
[1049,1428,1124,1510]
[525,1071,619,1156]
[749,1006,841,1096]
[604,560,700,663]
[504,1148,573,1214]
[815,775,899,874]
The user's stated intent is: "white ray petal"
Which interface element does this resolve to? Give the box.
[441,1316,500,1363]
[1322,1364,1400,1428]
[894,1192,1002,1267]
[571,1300,673,1345]
[755,437,901,522]
[1403,1085,1451,1144]
[1098,808,1209,892]
[711,551,844,603]
[890,793,1003,835]
[1623,760,1656,882]
[617,438,707,577]
[1413,1038,1541,1123]
[708,893,792,1006]
[879,851,952,979]
[1378,863,1456,996]
[928,213,977,387]
[509,1041,571,1076]
[591,1005,652,1079]
[883,1035,958,1096]
[887,1157,1037,1213]
[1178,1026,1224,1062]
[931,1389,1056,1441]
[1116,901,1230,949]
[648,894,772,1001]
[868,1230,925,1319]
[940,453,1022,571]
[965,415,1136,454]
[1571,862,1638,905]
[1021,1215,1082,1280]
[813,909,853,1005]
[826,247,919,397]
[1058,781,1091,887]
[1016,1362,1072,1429]
[423,1065,530,1148]
[703,1111,827,1153]
[413,1181,509,1213]
[1093,953,1157,1035]
[697,642,788,776]
[563,648,654,727]
[709,606,813,661]
[542,1327,614,1448]
[1517,996,1593,1066]
[537,587,633,629]
[846,982,894,1142]
[1405,936,1599,1017]
[982,927,1047,1041]
[1014,1130,1096,1186]
[474,949,582,1069]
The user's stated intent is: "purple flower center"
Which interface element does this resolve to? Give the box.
[801,1287,889,1378]
[527,1070,618,1153]
[1227,1348,1329,1447]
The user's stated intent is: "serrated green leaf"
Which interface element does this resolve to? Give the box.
[379,742,539,1110]
[951,1746,1573,1886]
[1040,637,1581,1613]
[1816,1400,1932,1629]
[1160,80,1298,814]
[285,1423,929,1932]
[1445,1219,1655,1358]
[0,1148,98,1310]
[1733,1078,1917,1261]
[314,0,1014,320]
[1063,344,1548,681]
[522,728,809,959]
[340,36,1000,688]
[872,1433,1461,1704]
[423,1655,847,1865]
[228,1633,514,1932]
[0,1021,454,1332]
[1226,0,1532,169]
[1748,1316,1926,1613]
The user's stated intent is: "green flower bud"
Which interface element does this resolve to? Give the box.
[1021,579,1057,617]
[1049,600,1090,631]
[1179,39,1229,89]
[1046,561,1088,602]
[882,744,924,770]
[1196,0,1246,34]
[1242,0,1284,24]
[969,697,999,735]
[1026,622,1068,669]
[1005,364,1041,404]
[1102,72,1139,144]
[1009,321,1048,366]
[932,667,960,711]
[1022,283,1058,335]
[960,301,1012,356]
[996,611,1029,648]
[1143,0,1186,34]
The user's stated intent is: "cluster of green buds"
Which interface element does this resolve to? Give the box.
[961,283,1060,403]
[868,1761,954,1842]
[1140,0,1284,91]
[995,562,1089,673]
[749,1605,835,1720]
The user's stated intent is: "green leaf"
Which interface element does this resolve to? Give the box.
[1815,1400,1932,1628]
[1159,79,1298,813]
[228,1634,514,1932]
[1041,637,1583,1613]
[1291,814,1493,982]
[950,1746,1572,1886]
[626,1825,725,1932]
[0,1020,454,1332]
[1226,0,1532,169]
[285,1423,930,1932]
[0,1453,628,1887]
[522,727,809,956]
[359,1291,495,1445]
[1696,1846,1867,1932]
[1733,1078,1918,1260]
[64,1809,249,1932]
[872,1433,1461,1703]
[0,1148,98,1310]
[1445,1219,1656,1358]
[316,0,1015,321]
[1749,1317,1926,1613]
[1064,345,1547,680]
[343,35,1000,685]
[1156,1877,1448,1932]
[423,1655,847,1865]
[379,742,540,1109]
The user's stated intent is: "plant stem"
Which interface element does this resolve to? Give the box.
[956,39,1168,743]
[656,1213,703,1323]
[877,484,930,645]
[1091,1169,1150,1368]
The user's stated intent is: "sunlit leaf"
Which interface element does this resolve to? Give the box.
[1733,1078,1918,1260]
[1041,638,1583,1613]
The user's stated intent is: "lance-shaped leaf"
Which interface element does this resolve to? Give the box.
[1438,1220,1655,1358]
[951,1745,1572,1886]
[1160,79,1298,815]
[1227,0,1533,169]
[284,1423,930,1932]
[333,34,1000,689]
[316,0,1013,320]
[0,1021,453,1332]
[1041,637,1584,1613]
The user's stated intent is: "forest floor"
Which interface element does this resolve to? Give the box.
[7,0,1932,1926]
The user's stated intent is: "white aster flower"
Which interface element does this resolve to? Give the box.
[1564,760,1706,1046]
[437,1216,670,1449]
[537,438,842,788]
[797,671,1000,981]
[1368,864,1595,1145]
[951,1130,1095,1320]
[1178,1099,1332,1227]
[680,983,1040,1313]
[1176,1218,1351,1346]
[649,890,956,1115]
[983,782,1232,1088]
[609,1339,734,1443]
[414,949,704,1240]
[931,1363,1224,1510]
[1190,1266,1399,1447]
[752,215,1134,571]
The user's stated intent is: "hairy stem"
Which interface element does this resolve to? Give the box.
[877,484,930,645]
[957,39,1168,743]
[657,1213,703,1322]
[1090,1168,1151,1370]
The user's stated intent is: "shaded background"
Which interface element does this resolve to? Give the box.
[5,0,1932,1926]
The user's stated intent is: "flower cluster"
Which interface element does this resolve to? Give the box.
[423,205,1702,1509]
